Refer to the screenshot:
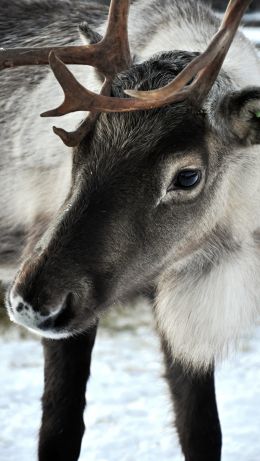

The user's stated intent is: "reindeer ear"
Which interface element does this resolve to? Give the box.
[218,87,260,145]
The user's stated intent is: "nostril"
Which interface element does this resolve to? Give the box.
[16,302,30,313]
[16,302,24,313]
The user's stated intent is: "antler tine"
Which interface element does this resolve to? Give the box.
[41,51,152,118]
[190,0,252,104]
[125,0,252,105]
[40,0,131,117]
[0,44,87,71]
[99,0,132,74]
[0,1,131,76]
[51,78,115,147]
[41,51,100,118]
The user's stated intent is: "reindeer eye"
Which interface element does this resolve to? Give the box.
[169,169,201,192]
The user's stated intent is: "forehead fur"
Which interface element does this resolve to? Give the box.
[77,51,210,167]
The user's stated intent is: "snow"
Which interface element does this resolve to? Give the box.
[1,304,260,461]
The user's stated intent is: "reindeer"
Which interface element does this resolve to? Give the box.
[1,0,260,459]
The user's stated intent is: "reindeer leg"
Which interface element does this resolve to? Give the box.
[161,339,222,461]
[38,324,98,461]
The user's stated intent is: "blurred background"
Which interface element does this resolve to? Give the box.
[1,1,260,461]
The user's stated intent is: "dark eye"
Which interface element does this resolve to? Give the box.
[169,169,201,191]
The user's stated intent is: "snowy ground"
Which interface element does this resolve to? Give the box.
[1,303,260,461]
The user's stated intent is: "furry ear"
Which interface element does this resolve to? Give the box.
[217,87,260,145]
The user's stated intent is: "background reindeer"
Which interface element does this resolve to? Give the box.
[1,0,260,460]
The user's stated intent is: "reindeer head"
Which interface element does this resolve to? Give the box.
[3,0,259,354]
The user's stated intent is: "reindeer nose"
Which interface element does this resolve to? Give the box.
[7,289,67,336]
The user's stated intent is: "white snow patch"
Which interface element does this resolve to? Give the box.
[0,306,260,461]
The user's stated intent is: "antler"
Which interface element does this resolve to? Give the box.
[126,0,252,105]
[0,1,131,75]
[0,0,251,146]
[42,0,250,115]
[0,0,131,146]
